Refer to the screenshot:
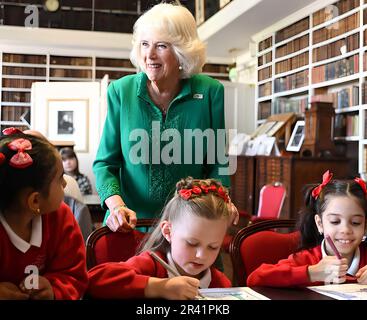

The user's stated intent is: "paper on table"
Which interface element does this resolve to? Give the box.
[308,283,367,300]
[197,287,270,300]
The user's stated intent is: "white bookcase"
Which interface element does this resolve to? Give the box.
[255,0,367,175]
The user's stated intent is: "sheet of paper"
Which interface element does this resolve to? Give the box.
[197,287,270,300]
[308,283,367,300]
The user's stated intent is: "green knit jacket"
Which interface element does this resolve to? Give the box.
[93,72,230,221]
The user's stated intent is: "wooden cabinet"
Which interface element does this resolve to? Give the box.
[230,155,350,219]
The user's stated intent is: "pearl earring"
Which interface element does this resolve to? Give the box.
[179,65,183,70]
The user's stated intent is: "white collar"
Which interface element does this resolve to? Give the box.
[166,252,212,289]
[0,212,42,253]
[321,239,360,275]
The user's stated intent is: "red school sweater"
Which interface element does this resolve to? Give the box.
[0,202,88,299]
[87,251,231,299]
[247,244,367,287]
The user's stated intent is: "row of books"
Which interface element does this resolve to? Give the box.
[3,53,46,64]
[313,0,359,27]
[258,102,272,120]
[311,54,359,83]
[334,113,359,137]
[275,17,309,44]
[258,52,272,67]
[3,66,47,77]
[274,69,309,93]
[272,97,308,115]
[311,86,359,109]
[2,78,34,88]
[313,12,359,45]
[1,91,31,103]
[275,52,308,74]
[362,82,367,104]
[50,68,93,79]
[275,34,309,59]
[313,33,359,63]
[258,82,272,98]
[258,66,272,82]
[258,36,272,52]
[0,105,29,122]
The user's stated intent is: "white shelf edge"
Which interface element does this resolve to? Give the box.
[3,62,46,68]
[257,62,272,70]
[335,105,361,114]
[274,47,309,63]
[1,87,32,92]
[1,102,31,107]
[312,28,359,49]
[2,75,47,80]
[273,86,308,98]
[274,65,309,79]
[312,49,360,68]
[95,66,136,72]
[49,77,93,81]
[312,73,360,89]
[257,47,272,57]
[49,64,93,70]
[334,136,360,141]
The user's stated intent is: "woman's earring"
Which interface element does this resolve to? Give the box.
[178,65,183,71]
[34,208,40,216]
[319,231,323,235]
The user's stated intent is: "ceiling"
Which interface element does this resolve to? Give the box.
[199,0,318,62]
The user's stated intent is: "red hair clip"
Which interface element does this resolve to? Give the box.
[312,170,333,199]
[7,138,33,169]
[2,127,23,136]
[354,177,367,195]
[179,184,229,202]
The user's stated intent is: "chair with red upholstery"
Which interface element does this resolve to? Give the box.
[86,218,156,270]
[222,183,286,253]
[229,219,299,286]
[250,182,286,223]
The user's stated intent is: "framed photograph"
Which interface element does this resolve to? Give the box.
[286,120,305,152]
[47,99,89,152]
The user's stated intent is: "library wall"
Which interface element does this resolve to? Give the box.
[254,0,367,175]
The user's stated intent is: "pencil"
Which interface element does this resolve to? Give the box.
[325,235,358,281]
[325,235,342,259]
[150,251,181,277]
[149,251,205,298]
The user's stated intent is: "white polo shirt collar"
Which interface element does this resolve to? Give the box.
[0,212,42,253]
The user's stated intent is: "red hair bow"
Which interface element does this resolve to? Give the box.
[312,170,333,199]
[179,184,229,202]
[2,127,23,136]
[354,177,367,195]
[7,138,33,169]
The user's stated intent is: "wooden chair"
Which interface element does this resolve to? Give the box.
[86,218,156,270]
[229,219,299,286]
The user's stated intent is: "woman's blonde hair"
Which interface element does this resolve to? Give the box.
[139,177,230,254]
[130,3,206,79]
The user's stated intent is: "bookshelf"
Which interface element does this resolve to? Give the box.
[255,0,367,175]
[0,51,230,132]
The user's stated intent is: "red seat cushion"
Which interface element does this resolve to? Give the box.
[94,230,146,265]
[240,230,300,278]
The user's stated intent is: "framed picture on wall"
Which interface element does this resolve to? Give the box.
[47,99,89,152]
[286,120,305,152]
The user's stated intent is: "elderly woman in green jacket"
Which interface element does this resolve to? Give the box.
[93,3,233,232]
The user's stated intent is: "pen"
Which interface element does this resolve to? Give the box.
[325,235,357,281]
[149,251,205,298]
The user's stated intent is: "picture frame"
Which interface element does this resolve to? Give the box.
[47,99,89,152]
[286,120,305,152]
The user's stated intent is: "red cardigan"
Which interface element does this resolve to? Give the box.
[247,244,367,287]
[0,202,88,299]
[87,251,231,299]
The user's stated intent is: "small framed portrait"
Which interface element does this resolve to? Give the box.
[286,120,305,152]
